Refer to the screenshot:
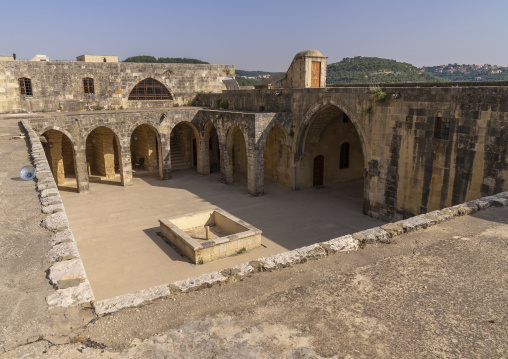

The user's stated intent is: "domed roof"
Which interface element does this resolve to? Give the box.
[294,50,324,59]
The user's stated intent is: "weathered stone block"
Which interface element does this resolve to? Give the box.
[46,281,94,307]
[41,194,62,206]
[352,227,391,244]
[94,284,170,315]
[221,262,254,277]
[171,271,227,292]
[255,243,326,270]
[51,228,74,245]
[42,203,65,214]
[399,214,436,233]
[42,212,69,232]
[47,242,80,263]
[47,259,86,289]
[321,235,359,253]
[380,222,404,237]
[39,188,59,198]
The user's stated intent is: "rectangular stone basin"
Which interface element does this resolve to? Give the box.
[159,208,262,264]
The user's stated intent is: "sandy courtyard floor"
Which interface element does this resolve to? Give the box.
[60,171,384,300]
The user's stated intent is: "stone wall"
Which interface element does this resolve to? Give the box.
[0,60,234,114]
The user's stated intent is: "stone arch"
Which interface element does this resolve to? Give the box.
[263,124,292,188]
[85,126,124,184]
[224,124,248,184]
[170,121,201,172]
[296,98,370,168]
[129,123,164,179]
[128,78,173,101]
[41,128,78,189]
[294,100,365,190]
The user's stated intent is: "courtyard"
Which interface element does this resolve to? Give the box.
[60,170,384,300]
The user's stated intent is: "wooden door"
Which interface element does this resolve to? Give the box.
[313,155,324,186]
[311,61,321,88]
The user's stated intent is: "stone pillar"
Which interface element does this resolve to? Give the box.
[160,133,171,180]
[197,136,209,175]
[75,144,89,192]
[247,145,264,196]
[220,141,233,184]
[120,144,133,186]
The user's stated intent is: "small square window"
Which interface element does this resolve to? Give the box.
[434,117,450,140]
[19,78,32,96]
[83,78,94,94]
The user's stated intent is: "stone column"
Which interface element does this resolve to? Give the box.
[198,136,210,175]
[120,144,133,186]
[160,133,171,180]
[220,141,233,184]
[247,145,264,196]
[74,142,89,193]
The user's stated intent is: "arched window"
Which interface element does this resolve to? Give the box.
[19,78,32,96]
[339,142,350,169]
[83,78,94,94]
[128,78,172,101]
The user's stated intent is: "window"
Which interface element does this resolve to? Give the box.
[83,78,94,94]
[343,114,349,123]
[339,142,350,169]
[19,78,32,96]
[434,117,450,140]
[128,78,172,101]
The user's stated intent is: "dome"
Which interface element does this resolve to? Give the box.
[293,50,324,59]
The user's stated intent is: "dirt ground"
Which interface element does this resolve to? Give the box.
[1,118,507,358]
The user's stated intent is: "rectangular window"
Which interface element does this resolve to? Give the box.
[434,117,450,140]
[19,78,32,96]
[83,78,94,94]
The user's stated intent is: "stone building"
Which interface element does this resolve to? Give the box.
[4,50,507,221]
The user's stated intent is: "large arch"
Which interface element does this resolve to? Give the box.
[296,98,370,167]
[128,78,173,101]
[170,121,201,172]
[130,124,163,179]
[41,129,78,189]
[263,124,292,188]
[85,126,124,185]
[295,104,364,190]
[224,124,248,185]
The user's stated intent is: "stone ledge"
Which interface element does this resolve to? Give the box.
[252,243,327,271]
[42,212,70,232]
[171,271,227,292]
[352,227,391,244]
[94,285,171,316]
[321,235,359,253]
[42,203,65,214]
[51,228,75,245]
[47,242,80,263]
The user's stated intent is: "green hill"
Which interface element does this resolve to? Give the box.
[327,57,443,84]
[123,55,209,64]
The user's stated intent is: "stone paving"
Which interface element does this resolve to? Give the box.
[60,171,384,300]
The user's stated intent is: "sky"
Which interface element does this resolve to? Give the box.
[1,0,507,71]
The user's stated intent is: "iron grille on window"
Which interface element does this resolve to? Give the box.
[128,78,172,100]
[434,117,450,140]
[339,142,350,169]
[19,78,32,96]
[83,78,94,94]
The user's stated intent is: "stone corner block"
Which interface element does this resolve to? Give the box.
[321,235,359,253]
[46,280,94,308]
[94,284,171,316]
[42,212,69,232]
[47,259,86,289]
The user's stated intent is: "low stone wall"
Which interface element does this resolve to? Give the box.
[20,119,94,307]
[94,190,508,315]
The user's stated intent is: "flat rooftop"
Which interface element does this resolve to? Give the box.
[60,171,383,300]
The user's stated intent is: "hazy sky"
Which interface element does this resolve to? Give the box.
[1,0,507,71]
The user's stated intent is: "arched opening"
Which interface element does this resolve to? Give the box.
[128,78,172,100]
[130,124,163,178]
[85,127,123,185]
[263,125,292,188]
[170,122,200,172]
[204,121,221,174]
[42,129,77,189]
[226,125,247,183]
[299,105,364,189]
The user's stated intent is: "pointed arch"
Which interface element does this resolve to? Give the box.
[130,124,163,179]
[128,78,173,100]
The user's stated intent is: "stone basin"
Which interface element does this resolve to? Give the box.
[159,208,262,264]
